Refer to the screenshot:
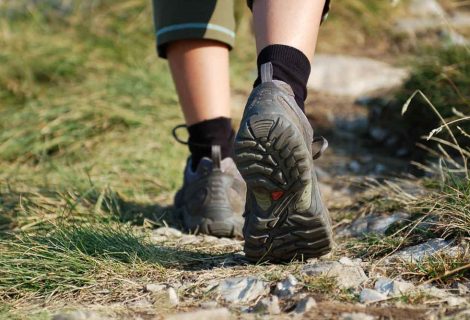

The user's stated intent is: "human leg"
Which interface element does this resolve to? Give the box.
[152,0,245,237]
[234,0,333,261]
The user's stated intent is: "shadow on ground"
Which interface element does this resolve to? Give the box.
[0,188,246,271]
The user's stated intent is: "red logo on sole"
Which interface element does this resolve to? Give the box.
[271,191,284,201]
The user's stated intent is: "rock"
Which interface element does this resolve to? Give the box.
[340,312,375,320]
[253,296,281,315]
[53,311,105,320]
[294,296,317,315]
[446,296,468,307]
[389,238,455,262]
[339,257,361,266]
[339,212,409,237]
[166,308,231,320]
[368,212,409,234]
[348,160,361,173]
[144,283,167,293]
[374,277,415,296]
[455,282,470,296]
[218,277,269,303]
[200,301,218,309]
[168,287,179,306]
[274,274,298,298]
[360,288,388,303]
[369,127,388,142]
[153,227,182,238]
[302,261,368,289]
[308,55,408,97]
[408,0,446,18]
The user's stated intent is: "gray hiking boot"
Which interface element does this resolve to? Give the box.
[234,62,333,262]
[174,145,246,238]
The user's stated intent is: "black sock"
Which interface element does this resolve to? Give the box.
[187,117,234,170]
[254,44,311,113]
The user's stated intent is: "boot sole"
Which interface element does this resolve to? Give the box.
[234,113,332,262]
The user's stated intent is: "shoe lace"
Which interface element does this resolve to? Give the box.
[173,124,327,161]
[172,124,223,169]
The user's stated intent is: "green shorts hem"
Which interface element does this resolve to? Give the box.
[157,24,235,58]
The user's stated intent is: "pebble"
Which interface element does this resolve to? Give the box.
[339,212,409,238]
[152,227,182,238]
[253,296,281,315]
[165,308,231,320]
[360,288,388,303]
[294,296,317,315]
[274,274,298,298]
[200,301,218,309]
[374,277,415,296]
[302,260,368,289]
[144,283,167,293]
[388,238,455,262]
[446,296,468,307]
[168,287,179,306]
[218,277,269,303]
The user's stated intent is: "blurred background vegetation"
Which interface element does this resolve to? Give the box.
[0,0,469,316]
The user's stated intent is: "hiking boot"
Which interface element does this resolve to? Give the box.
[234,62,333,262]
[174,145,246,238]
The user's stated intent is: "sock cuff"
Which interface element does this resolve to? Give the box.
[187,117,232,139]
[257,44,311,81]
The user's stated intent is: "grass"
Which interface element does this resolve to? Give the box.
[343,89,470,285]
[1,0,468,318]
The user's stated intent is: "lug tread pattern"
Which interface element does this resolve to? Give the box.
[234,113,333,262]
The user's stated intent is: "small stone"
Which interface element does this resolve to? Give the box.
[374,278,393,295]
[391,280,415,295]
[218,277,269,303]
[144,283,166,293]
[447,296,468,307]
[456,282,470,296]
[360,288,388,303]
[168,287,179,306]
[294,296,317,314]
[253,296,281,315]
[340,312,375,320]
[274,274,298,298]
[374,277,414,296]
[302,261,368,289]
[53,311,105,320]
[348,160,361,173]
[165,308,231,320]
[370,127,388,142]
[389,238,454,262]
[339,257,358,266]
[200,301,218,309]
[152,227,182,238]
[368,212,409,235]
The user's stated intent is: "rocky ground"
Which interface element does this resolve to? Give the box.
[53,67,469,320]
[2,0,469,319]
